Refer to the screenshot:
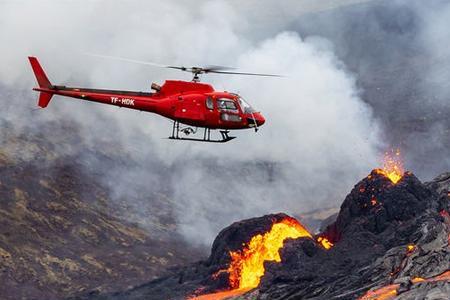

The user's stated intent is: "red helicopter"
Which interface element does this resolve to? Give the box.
[28,56,278,143]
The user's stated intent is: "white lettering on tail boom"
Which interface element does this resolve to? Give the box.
[110,97,135,106]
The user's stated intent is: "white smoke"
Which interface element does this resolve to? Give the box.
[171,32,381,242]
[417,2,450,108]
[0,0,382,246]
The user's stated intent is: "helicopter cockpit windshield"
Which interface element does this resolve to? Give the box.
[237,96,256,114]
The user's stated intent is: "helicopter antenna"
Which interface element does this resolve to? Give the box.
[85,53,282,82]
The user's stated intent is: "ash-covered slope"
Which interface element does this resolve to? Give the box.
[0,120,202,300]
[75,170,450,300]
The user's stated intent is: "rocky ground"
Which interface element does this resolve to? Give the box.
[73,170,449,300]
[0,119,203,300]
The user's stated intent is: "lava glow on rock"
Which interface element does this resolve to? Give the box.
[227,217,312,290]
[317,236,334,250]
[192,217,332,300]
[359,271,450,300]
[374,149,404,184]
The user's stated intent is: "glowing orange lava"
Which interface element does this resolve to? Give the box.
[360,284,398,300]
[189,288,251,300]
[227,217,312,290]
[375,149,404,184]
[317,237,334,250]
[192,218,334,299]
[360,270,450,300]
[412,277,425,282]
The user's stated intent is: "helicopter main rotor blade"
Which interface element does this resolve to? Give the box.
[86,54,201,73]
[85,53,173,69]
[85,53,283,77]
[203,65,237,72]
[207,70,283,77]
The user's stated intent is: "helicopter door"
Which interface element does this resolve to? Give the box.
[204,96,218,125]
[174,96,205,122]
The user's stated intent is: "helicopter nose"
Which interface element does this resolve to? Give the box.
[247,112,265,127]
[255,113,265,126]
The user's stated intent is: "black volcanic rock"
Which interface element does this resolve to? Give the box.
[202,213,300,291]
[257,171,450,300]
[207,213,294,267]
[425,172,450,212]
[73,171,450,300]
[324,170,435,243]
[395,281,450,299]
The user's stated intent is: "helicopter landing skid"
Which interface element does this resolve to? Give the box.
[168,135,236,143]
[169,121,236,143]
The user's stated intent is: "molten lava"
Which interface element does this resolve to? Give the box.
[317,236,334,250]
[360,271,450,300]
[227,217,312,290]
[370,197,378,206]
[375,149,404,184]
[192,217,334,300]
[406,244,415,254]
[190,288,252,300]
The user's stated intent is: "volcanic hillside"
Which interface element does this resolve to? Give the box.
[71,169,450,300]
[0,118,203,300]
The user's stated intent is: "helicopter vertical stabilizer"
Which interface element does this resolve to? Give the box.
[28,56,54,108]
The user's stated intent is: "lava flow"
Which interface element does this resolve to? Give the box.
[227,217,312,290]
[360,271,450,300]
[317,236,334,250]
[374,149,404,184]
[191,217,314,300]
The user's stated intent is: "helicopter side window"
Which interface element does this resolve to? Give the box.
[217,99,238,112]
[206,97,214,110]
[221,113,242,122]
